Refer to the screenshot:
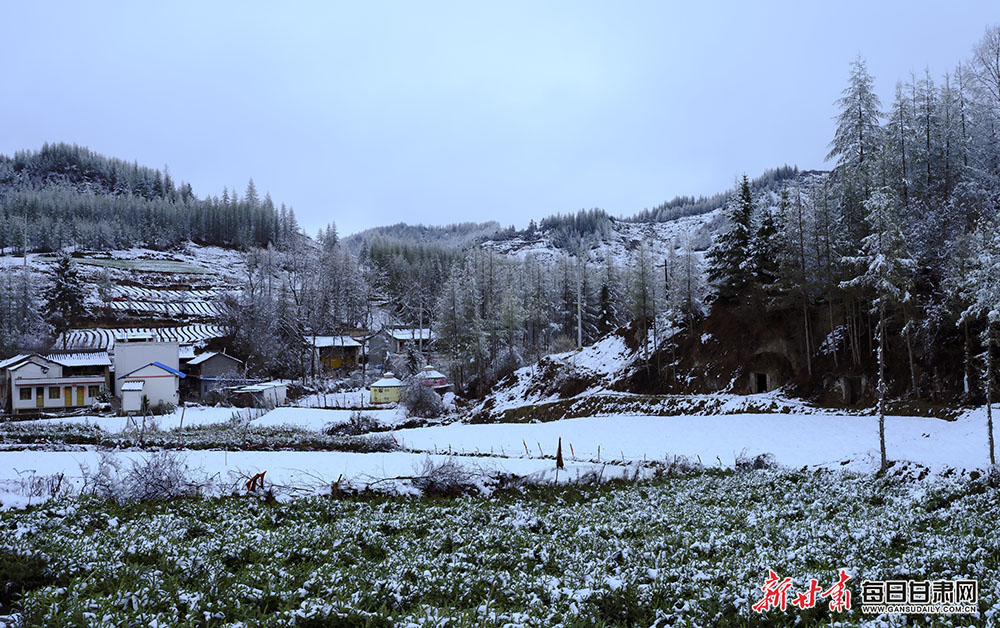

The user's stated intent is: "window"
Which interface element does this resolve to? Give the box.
[49,387,60,399]
[19,388,31,401]
[88,386,100,398]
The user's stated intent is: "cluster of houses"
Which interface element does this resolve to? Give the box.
[0,332,282,416]
[1,326,447,416]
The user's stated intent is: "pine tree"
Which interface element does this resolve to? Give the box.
[707,175,755,300]
[44,254,86,347]
[828,56,882,243]
[958,222,1000,466]
[750,203,782,295]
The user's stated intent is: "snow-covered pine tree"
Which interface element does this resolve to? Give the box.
[828,55,882,246]
[706,174,755,301]
[958,222,1000,466]
[749,197,782,297]
[44,254,86,348]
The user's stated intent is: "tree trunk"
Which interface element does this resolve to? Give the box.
[965,321,973,397]
[802,302,812,376]
[906,321,917,398]
[878,301,888,472]
[829,297,838,367]
[987,325,996,466]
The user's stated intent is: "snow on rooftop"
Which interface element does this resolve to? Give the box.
[235,381,287,393]
[119,380,144,392]
[45,351,112,367]
[120,361,186,379]
[389,329,435,341]
[371,372,403,387]
[306,335,361,348]
[188,351,242,366]
[418,365,447,379]
[0,354,29,370]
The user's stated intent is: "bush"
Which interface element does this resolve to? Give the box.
[80,451,210,503]
[411,458,479,497]
[325,411,381,436]
[401,380,443,419]
[735,451,778,471]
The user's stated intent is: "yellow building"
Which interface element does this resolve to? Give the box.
[307,336,361,370]
[369,372,404,404]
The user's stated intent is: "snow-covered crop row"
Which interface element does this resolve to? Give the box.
[109,300,221,317]
[113,286,220,301]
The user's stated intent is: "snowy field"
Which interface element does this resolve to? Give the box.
[1,403,994,511]
[11,405,403,433]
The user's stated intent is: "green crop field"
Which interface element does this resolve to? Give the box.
[3,468,998,627]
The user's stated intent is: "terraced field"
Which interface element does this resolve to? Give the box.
[58,324,229,350]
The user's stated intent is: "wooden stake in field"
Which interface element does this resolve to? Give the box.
[556,438,565,470]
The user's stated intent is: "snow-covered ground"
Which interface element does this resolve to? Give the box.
[0,450,610,510]
[2,402,995,509]
[481,210,720,266]
[12,404,405,433]
[396,410,990,472]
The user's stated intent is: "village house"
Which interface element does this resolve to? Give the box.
[307,335,361,370]
[369,372,404,404]
[2,352,111,415]
[182,351,244,399]
[416,365,450,392]
[118,361,185,413]
[367,328,437,369]
[112,332,180,396]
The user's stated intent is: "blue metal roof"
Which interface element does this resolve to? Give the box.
[118,361,187,379]
[151,361,186,378]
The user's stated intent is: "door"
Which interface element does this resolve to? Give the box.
[64,387,72,406]
[77,387,85,406]
[35,387,44,408]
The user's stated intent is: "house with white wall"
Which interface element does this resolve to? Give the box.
[112,332,179,396]
[4,354,109,415]
[118,361,185,413]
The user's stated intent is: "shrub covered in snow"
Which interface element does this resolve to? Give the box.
[325,411,381,436]
[79,451,209,503]
[410,457,480,497]
[401,379,444,418]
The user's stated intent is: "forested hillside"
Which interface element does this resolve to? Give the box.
[630,28,1000,413]
[0,143,300,251]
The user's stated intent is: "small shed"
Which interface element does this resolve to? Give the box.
[117,361,185,410]
[233,381,287,408]
[369,372,404,404]
[120,380,145,414]
[417,365,449,391]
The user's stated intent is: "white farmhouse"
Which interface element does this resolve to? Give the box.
[3,354,109,415]
[118,362,186,413]
[112,332,179,396]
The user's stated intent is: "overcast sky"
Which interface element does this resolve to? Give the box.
[2,2,997,236]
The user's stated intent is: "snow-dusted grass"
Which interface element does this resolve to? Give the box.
[2,468,998,627]
[68,256,213,274]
